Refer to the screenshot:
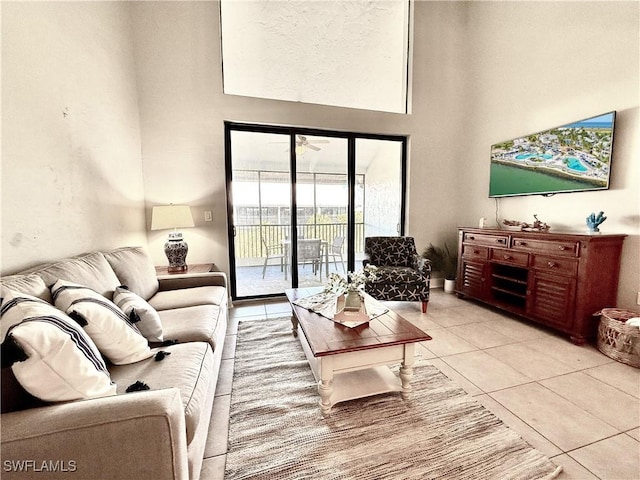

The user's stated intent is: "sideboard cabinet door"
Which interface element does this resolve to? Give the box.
[527,271,576,330]
[459,259,486,299]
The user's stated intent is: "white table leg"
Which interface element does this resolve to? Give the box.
[399,343,415,400]
[318,357,334,415]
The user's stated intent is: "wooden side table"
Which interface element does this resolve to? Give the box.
[155,263,217,276]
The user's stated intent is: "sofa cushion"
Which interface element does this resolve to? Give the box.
[149,286,227,311]
[27,252,121,299]
[158,305,222,349]
[0,289,116,402]
[52,280,153,365]
[0,274,51,303]
[109,342,214,445]
[113,286,164,343]
[104,247,159,301]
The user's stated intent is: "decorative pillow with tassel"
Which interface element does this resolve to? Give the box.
[51,279,153,365]
[0,288,116,402]
[112,286,163,343]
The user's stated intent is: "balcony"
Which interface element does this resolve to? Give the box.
[234,222,365,298]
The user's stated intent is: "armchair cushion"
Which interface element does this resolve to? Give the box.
[368,266,425,285]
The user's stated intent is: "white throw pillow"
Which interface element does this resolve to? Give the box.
[51,279,153,365]
[113,286,164,343]
[0,289,116,402]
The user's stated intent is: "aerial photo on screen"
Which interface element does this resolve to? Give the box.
[489,112,615,197]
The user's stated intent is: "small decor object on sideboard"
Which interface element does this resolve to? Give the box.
[586,211,607,234]
[502,215,550,232]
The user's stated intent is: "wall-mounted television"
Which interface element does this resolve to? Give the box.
[489,111,616,198]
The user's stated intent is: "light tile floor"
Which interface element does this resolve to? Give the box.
[200,289,640,479]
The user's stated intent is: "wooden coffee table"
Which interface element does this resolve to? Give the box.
[285,287,432,415]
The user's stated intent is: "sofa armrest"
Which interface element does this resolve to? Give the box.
[158,272,227,292]
[1,389,189,480]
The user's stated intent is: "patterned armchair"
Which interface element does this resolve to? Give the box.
[362,236,432,313]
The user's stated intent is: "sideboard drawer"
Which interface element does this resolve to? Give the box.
[463,232,509,247]
[531,254,578,276]
[462,245,489,260]
[511,237,579,257]
[490,248,529,267]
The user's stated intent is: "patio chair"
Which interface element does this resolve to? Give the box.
[262,238,285,278]
[328,236,346,272]
[362,236,432,313]
[297,239,323,278]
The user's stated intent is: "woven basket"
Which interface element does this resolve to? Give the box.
[596,308,640,368]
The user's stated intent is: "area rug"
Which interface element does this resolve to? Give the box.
[225,318,562,480]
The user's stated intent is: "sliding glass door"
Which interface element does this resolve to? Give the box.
[295,135,348,288]
[357,138,405,238]
[225,123,406,300]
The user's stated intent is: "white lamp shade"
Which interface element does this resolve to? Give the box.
[151,205,195,230]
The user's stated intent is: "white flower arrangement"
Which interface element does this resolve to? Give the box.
[324,265,378,295]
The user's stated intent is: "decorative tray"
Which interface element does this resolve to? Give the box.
[292,292,388,328]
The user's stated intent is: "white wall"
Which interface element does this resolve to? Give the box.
[131,1,638,308]
[130,1,466,275]
[1,2,147,273]
[459,1,639,308]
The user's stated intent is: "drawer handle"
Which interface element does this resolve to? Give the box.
[474,249,480,254]
[547,261,557,268]
[496,239,505,244]
[468,236,475,240]
[503,254,512,260]
[517,241,527,246]
[558,245,567,251]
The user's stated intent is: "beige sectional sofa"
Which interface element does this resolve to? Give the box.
[1,246,228,480]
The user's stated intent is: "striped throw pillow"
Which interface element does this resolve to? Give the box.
[113,286,163,343]
[0,289,116,402]
[52,279,153,365]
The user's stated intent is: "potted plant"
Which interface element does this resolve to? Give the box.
[325,265,378,309]
[422,243,458,293]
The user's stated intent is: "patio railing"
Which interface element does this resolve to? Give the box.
[235,223,365,259]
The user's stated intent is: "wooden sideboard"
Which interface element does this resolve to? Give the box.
[455,227,626,344]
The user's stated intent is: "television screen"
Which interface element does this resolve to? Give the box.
[489,111,616,198]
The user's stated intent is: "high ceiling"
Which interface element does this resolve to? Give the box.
[220,0,410,114]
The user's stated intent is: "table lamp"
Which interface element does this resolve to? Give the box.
[151,204,195,272]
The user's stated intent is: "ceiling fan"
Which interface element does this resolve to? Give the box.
[271,135,330,153]
[294,135,329,152]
